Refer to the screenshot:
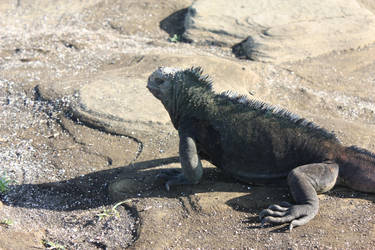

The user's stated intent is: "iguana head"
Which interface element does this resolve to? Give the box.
[147,66,212,128]
[147,67,184,127]
[147,66,211,100]
[147,67,180,101]
[147,66,207,128]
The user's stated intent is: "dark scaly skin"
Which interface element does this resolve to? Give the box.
[147,67,375,230]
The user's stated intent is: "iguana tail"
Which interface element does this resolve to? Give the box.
[336,146,375,193]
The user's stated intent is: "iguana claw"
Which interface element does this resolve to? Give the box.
[259,201,317,231]
[156,169,192,191]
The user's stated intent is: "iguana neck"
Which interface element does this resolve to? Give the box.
[163,81,183,129]
[164,81,211,130]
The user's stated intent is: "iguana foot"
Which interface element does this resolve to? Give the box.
[259,162,338,231]
[156,169,192,191]
[259,201,318,231]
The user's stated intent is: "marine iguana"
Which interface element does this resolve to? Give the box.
[147,66,375,230]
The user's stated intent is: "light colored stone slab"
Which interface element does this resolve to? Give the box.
[184,0,375,63]
[76,54,259,129]
[80,77,170,124]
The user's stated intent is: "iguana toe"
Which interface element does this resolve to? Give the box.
[259,203,318,231]
[156,169,181,180]
[156,169,192,191]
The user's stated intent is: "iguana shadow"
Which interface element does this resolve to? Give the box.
[3,157,178,211]
[3,157,374,215]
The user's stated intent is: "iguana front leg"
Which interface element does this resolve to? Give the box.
[259,162,339,231]
[157,126,203,191]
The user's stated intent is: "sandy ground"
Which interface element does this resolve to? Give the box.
[0,0,374,249]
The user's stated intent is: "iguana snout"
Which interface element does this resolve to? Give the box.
[147,67,180,100]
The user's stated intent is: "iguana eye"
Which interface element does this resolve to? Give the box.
[154,78,164,85]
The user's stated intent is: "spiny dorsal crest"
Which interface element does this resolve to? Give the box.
[181,67,213,90]
[347,146,375,160]
[158,66,336,140]
[220,91,337,140]
[154,67,212,90]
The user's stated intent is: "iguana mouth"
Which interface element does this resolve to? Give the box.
[146,84,159,97]
[146,84,155,90]
[147,75,165,100]
[147,75,157,89]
